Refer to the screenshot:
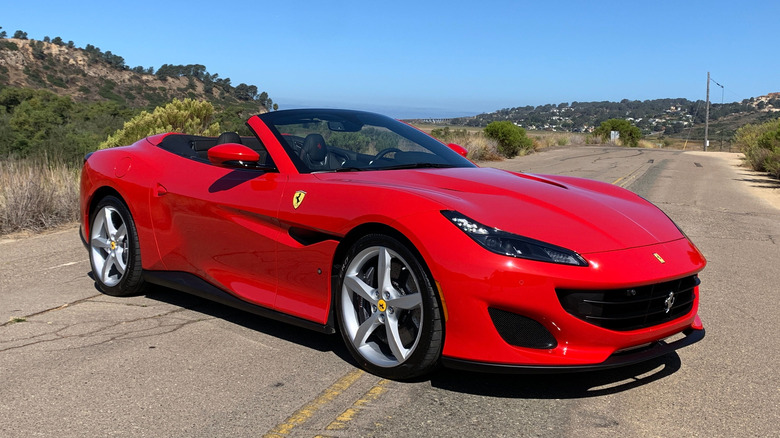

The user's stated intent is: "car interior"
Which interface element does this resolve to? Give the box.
[157,132,272,167]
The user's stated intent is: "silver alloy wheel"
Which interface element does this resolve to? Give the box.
[90,206,128,287]
[341,245,424,367]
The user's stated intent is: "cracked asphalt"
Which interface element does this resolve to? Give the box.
[1,146,778,437]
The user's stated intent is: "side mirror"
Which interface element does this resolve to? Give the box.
[208,143,261,168]
[447,143,468,158]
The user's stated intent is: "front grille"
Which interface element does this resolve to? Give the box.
[556,275,699,331]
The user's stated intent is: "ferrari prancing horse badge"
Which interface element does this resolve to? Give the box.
[293,190,307,209]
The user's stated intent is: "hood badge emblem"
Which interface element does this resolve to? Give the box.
[653,253,665,264]
[293,190,307,209]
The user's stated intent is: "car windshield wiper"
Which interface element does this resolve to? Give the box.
[373,162,459,170]
[332,166,365,172]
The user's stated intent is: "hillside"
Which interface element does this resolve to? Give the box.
[0,38,271,112]
[422,94,780,142]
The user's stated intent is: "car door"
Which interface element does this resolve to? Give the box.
[149,155,286,309]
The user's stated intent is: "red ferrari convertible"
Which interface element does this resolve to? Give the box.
[80,109,705,379]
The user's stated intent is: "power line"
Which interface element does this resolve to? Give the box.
[710,76,725,104]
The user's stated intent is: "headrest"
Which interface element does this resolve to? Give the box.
[216,132,242,145]
[302,133,327,161]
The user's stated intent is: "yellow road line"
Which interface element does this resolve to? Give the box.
[325,379,391,431]
[612,163,648,187]
[263,368,364,437]
[611,175,627,186]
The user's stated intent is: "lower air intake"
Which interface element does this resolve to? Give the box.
[488,308,558,349]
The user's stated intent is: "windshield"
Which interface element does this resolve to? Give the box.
[257,109,475,173]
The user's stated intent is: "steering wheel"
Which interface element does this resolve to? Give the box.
[369,148,403,165]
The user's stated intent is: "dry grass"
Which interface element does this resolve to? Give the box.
[423,127,505,161]
[413,123,484,135]
[530,132,586,149]
[461,135,504,161]
[0,158,80,235]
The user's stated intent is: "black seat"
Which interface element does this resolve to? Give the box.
[216,132,242,145]
[300,133,329,171]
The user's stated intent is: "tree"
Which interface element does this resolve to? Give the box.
[52,36,64,46]
[13,30,28,39]
[593,118,642,147]
[483,121,534,158]
[258,91,269,106]
[0,27,7,39]
[43,36,51,43]
[67,40,75,48]
[5,90,72,156]
[234,83,258,101]
[99,98,221,149]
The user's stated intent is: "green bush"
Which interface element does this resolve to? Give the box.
[735,118,780,178]
[2,41,19,51]
[99,98,221,149]
[593,119,642,147]
[483,121,533,158]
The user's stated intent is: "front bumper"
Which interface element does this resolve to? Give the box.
[442,325,704,373]
[409,213,707,369]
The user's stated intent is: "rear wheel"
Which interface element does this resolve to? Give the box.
[337,234,443,379]
[89,196,145,296]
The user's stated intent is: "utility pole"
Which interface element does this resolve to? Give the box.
[704,71,710,151]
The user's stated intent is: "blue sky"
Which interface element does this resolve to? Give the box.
[3,1,778,118]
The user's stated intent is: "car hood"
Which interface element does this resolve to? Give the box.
[318,167,683,253]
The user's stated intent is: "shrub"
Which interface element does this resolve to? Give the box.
[2,41,19,51]
[428,127,503,161]
[462,135,503,161]
[734,118,780,178]
[100,98,221,149]
[483,121,533,158]
[593,119,642,147]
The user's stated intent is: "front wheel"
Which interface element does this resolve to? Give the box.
[89,196,145,296]
[337,234,443,379]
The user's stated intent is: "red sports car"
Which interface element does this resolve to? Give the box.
[80,109,706,379]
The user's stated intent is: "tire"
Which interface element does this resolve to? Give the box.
[88,196,146,296]
[337,234,443,379]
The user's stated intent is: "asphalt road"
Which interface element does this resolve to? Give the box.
[1,146,778,437]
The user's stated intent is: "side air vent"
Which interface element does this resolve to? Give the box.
[488,308,558,349]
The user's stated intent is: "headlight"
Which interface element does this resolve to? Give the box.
[442,211,588,267]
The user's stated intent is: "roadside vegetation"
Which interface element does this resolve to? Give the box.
[0,88,229,235]
[0,157,79,234]
[430,122,538,160]
[99,98,222,149]
[734,117,780,178]
[593,118,642,147]
[430,126,503,161]
[483,121,534,158]
[428,124,592,161]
